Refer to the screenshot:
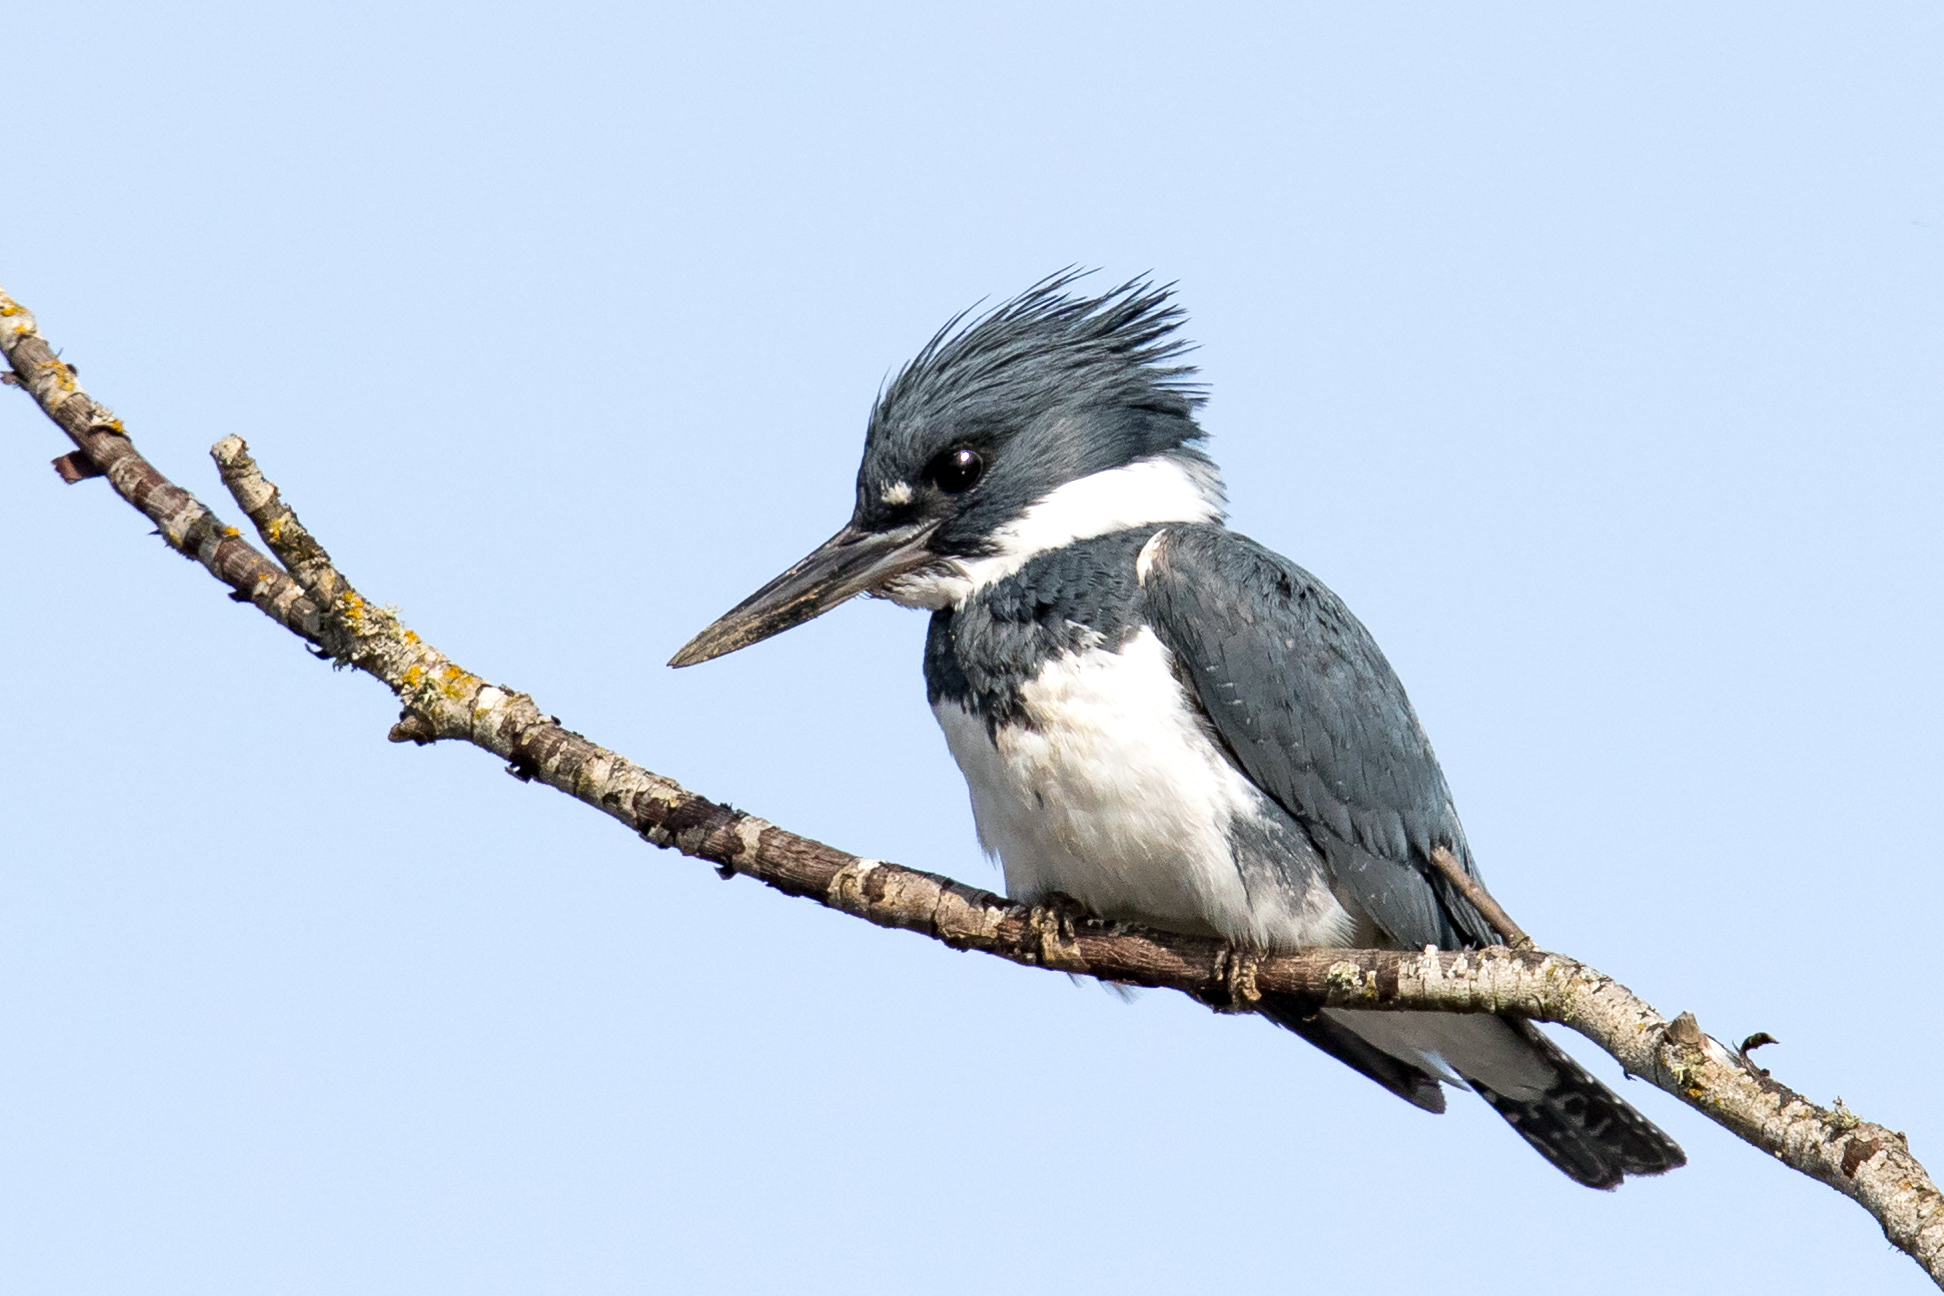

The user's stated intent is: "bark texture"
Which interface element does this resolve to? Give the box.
[4,282,1939,1287]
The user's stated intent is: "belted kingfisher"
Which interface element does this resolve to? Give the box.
[672,274,1685,1188]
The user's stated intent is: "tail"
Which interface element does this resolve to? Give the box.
[1259,994,1447,1113]
[1263,996,1685,1189]
[1460,1017,1686,1190]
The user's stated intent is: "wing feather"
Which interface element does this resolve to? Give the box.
[1140,524,1496,949]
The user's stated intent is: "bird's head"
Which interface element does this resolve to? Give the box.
[670,273,1225,667]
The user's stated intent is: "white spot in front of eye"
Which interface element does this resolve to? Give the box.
[881,481,914,506]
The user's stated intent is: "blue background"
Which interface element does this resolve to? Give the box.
[4,4,1940,1292]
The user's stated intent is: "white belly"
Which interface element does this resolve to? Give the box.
[933,627,1354,950]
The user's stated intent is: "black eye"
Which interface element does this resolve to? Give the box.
[926,447,985,494]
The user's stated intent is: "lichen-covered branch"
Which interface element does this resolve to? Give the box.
[4,282,1939,1288]
[0,294,328,640]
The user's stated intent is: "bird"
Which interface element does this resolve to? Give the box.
[670,273,1686,1189]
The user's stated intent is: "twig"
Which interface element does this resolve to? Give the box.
[1429,844,1533,949]
[4,283,1940,1288]
[0,295,330,642]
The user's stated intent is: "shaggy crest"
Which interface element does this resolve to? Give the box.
[868,271,1208,443]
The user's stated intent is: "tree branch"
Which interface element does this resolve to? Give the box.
[5,282,1940,1288]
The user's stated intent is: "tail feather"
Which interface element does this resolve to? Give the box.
[1262,999,1685,1189]
[1259,993,1446,1113]
[1458,1018,1687,1190]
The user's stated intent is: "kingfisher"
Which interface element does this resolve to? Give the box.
[671,274,1685,1188]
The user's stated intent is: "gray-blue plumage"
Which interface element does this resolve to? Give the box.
[924,528,1156,734]
[1138,524,1497,953]
[921,518,1489,952]
[673,272,1685,1189]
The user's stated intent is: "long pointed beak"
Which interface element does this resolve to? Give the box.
[668,521,939,667]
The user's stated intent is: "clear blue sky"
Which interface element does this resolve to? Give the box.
[4,3,1941,1292]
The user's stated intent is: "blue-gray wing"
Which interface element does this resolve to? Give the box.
[1140,524,1495,950]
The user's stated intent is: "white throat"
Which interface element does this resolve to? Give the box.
[881,453,1226,610]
